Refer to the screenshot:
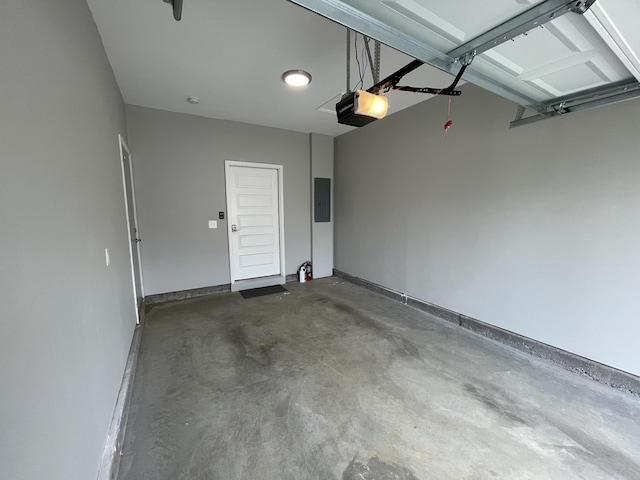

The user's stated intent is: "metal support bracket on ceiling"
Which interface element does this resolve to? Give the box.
[363,36,381,85]
[290,0,639,126]
[162,0,182,21]
[510,79,640,127]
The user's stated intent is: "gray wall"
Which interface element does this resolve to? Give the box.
[126,106,311,295]
[335,84,640,377]
[311,133,335,278]
[0,1,137,479]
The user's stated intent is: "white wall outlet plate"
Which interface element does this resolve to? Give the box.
[208,220,217,229]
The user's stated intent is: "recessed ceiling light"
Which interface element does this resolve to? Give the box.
[187,96,200,104]
[282,70,312,87]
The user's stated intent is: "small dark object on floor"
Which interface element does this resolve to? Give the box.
[239,285,287,299]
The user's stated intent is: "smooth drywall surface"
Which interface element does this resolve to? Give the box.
[0,1,137,479]
[334,84,640,377]
[311,133,335,278]
[126,106,311,295]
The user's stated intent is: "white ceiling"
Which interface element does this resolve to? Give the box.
[86,0,460,137]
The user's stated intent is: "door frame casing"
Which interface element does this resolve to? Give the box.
[224,160,286,291]
[119,134,145,322]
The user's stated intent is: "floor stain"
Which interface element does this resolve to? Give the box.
[464,383,528,426]
[343,455,420,480]
[333,301,386,333]
[224,325,275,368]
[554,423,640,478]
[399,337,420,358]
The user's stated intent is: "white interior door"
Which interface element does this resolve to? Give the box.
[119,135,144,321]
[225,162,284,288]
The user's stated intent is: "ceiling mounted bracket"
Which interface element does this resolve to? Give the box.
[363,36,382,85]
[162,0,183,21]
[553,102,568,114]
[510,79,640,128]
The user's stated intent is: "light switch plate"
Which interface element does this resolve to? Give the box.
[208,220,217,229]
[105,248,110,266]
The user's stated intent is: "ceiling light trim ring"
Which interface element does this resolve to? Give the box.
[282,70,312,87]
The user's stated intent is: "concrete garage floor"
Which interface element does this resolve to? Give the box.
[117,277,640,480]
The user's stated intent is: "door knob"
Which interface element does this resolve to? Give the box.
[231,224,237,232]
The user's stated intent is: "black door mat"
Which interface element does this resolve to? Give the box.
[239,285,287,299]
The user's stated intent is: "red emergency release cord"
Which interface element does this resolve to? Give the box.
[444,97,453,139]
